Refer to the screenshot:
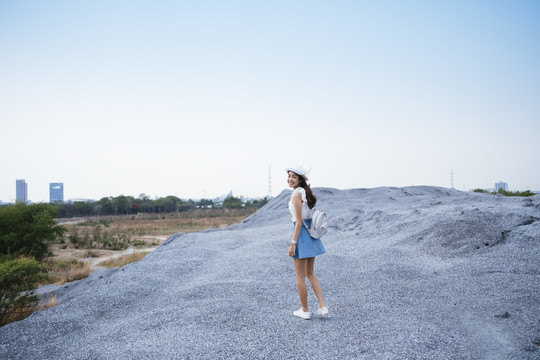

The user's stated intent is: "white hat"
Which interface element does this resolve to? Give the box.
[285,166,309,181]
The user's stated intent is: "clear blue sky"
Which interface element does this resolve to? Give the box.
[1,1,539,202]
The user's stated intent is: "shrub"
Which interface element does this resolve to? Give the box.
[80,219,111,227]
[472,189,536,197]
[0,257,48,325]
[44,258,90,285]
[68,228,91,249]
[68,225,130,250]
[0,203,65,261]
[496,189,536,197]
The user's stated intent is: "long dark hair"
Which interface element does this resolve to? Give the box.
[298,175,317,209]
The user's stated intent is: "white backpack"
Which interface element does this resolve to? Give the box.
[302,209,328,239]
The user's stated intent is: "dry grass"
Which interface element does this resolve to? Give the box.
[67,209,254,234]
[42,295,57,309]
[60,208,256,249]
[2,304,36,326]
[98,251,149,268]
[43,258,91,285]
[46,209,256,279]
[1,295,57,326]
[108,209,254,235]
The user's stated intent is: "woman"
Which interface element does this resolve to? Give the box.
[286,166,328,320]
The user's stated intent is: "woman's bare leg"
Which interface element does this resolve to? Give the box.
[293,258,309,312]
[305,257,326,309]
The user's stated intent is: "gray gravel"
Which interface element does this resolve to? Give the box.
[1,186,539,359]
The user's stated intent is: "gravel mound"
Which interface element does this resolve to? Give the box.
[1,186,539,359]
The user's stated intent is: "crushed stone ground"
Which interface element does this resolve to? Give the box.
[1,186,539,359]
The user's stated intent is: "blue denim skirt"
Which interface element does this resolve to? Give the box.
[293,219,326,259]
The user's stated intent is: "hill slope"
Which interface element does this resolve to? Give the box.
[1,187,539,359]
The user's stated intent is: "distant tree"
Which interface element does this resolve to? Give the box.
[222,196,243,209]
[197,199,215,208]
[472,189,488,193]
[245,197,270,209]
[473,188,535,197]
[73,201,92,216]
[56,202,74,218]
[93,204,102,216]
[113,195,132,215]
[178,199,196,212]
[141,199,155,213]
[138,193,150,201]
[98,197,114,215]
[131,198,143,213]
[497,189,536,197]
[155,196,180,213]
[54,192,275,217]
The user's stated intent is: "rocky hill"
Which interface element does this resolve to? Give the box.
[1,186,539,359]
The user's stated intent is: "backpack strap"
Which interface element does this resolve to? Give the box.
[302,207,315,231]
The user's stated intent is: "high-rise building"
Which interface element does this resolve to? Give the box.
[495,181,508,192]
[50,183,64,203]
[16,179,28,203]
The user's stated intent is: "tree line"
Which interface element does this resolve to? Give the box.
[55,194,270,218]
[472,188,536,197]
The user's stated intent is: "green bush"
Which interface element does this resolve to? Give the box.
[0,203,65,261]
[222,196,243,209]
[495,189,536,197]
[0,257,48,325]
[80,219,111,227]
[473,188,536,197]
[68,225,130,250]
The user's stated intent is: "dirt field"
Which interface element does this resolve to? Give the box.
[46,209,256,284]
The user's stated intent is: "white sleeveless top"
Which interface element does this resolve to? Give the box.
[288,187,313,221]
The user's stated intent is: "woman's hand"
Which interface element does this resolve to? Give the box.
[289,243,296,257]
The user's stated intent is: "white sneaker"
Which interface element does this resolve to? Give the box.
[317,306,329,316]
[293,308,311,320]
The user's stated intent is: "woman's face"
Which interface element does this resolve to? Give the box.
[288,171,300,189]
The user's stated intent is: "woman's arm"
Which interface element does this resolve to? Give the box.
[289,192,303,257]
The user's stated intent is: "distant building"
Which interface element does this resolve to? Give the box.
[213,191,234,205]
[16,179,28,203]
[495,181,508,192]
[50,183,64,203]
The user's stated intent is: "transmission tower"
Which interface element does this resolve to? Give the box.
[450,169,454,189]
[268,166,272,197]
